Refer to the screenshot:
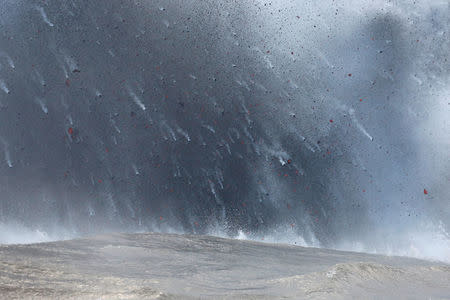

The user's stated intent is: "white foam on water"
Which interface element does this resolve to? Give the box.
[0,222,73,245]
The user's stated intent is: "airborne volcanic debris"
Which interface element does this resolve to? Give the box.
[0,0,446,264]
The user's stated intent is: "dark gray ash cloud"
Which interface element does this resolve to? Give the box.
[0,0,448,261]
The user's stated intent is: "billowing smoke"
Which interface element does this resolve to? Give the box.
[0,0,448,262]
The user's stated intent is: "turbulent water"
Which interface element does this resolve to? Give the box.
[0,0,448,262]
[0,233,449,299]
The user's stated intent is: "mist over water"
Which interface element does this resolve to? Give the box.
[0,0,448,262]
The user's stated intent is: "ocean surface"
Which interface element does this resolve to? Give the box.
[0,232,448,299]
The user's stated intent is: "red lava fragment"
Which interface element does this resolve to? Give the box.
[424,189,428,195]
[284,174,288,177]
[68,127,74,135]
[159,216,163,220]
[98,179,102,183]
[65,79,70,87]
[359,98,363,102]
[329,119,333,123]
[287,159,292,164]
